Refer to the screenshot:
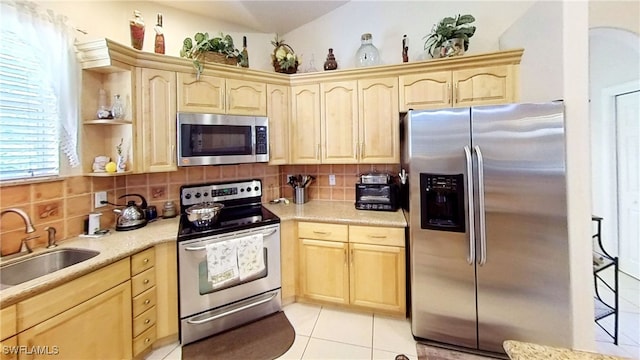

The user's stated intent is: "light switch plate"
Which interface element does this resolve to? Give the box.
[95,191,107,208]
[329,174,336,186]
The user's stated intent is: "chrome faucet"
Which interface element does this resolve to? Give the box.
[1,208,37,258]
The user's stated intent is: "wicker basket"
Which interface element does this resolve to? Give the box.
[272,44,298,74]
[201,51,238,66]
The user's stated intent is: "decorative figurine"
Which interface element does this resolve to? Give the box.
[402,34,409,63]
[324,48,338,71]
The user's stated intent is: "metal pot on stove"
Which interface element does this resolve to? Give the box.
[113,194,148,231]
[185,202,224,227]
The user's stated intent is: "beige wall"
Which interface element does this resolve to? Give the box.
[590,0,640,34]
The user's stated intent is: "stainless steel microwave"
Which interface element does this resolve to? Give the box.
[177,113,269,166]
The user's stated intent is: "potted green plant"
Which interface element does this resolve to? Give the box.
[423,14,476,58]
[180,32,244,78]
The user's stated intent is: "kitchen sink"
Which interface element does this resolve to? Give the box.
[0,248,100,287]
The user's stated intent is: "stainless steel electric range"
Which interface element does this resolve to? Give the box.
[177,179,281,345]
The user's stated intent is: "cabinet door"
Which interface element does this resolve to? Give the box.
[358,77,400,163]
[18,282,132,360]
[453,65,517,107]
[399,71,452,111]
[0,336,16,360]
[226,79,267,116]
[299,239,349,304]
[176,73,225,113]
[290,84,321,164]
[154,242,178,341]
[137,68,177,173]
[267,84,290,165]
[349,243,406,314]
[321,81,358,164]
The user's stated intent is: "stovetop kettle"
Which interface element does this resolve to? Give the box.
[114,194,148,231]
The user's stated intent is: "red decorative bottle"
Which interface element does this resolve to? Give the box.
[129,10,145,50]
[154,13,165,54]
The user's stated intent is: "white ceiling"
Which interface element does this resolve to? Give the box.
[151,0,349,34]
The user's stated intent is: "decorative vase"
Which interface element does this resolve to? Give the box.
[355,33,380,67]
[437,38,466,58]
[129,10,145,50]
[116,155,126,173]
[324,48,338,71]
[111,94,124,119]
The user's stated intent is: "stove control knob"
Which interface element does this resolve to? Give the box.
[254,186,259,192]
[195,192,201,198]
[240,188,245,192]
[185,194,191,199]
[203,192,209,197]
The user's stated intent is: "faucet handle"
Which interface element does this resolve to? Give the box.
[44,226,58,248]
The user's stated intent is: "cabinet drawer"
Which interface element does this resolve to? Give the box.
[298,222,348,242]
[349,226,405,247]
[0,305,16,341]
[0,336,17,360]
[133,324,156,356]
[132,286,157,317]
[132,267,156,297]
[131,247,155,276]
[133,306,157,337]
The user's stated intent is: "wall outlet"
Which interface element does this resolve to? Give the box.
[286,174,293,182]
[329,174,336,186]
[95,191,107,208]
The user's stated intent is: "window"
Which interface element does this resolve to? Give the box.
[0,29,60,181]
[0,1,80,183]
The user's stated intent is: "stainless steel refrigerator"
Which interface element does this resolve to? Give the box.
[402,102,571,355]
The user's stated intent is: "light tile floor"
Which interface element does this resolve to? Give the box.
[146,273,639,360]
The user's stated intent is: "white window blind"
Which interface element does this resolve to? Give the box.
[0,28,60,181]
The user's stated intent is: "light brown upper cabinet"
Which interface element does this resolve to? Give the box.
[267,84,290,165]
[399,64,519,111]
[290,84,321,164]
[136,68,177,173]
[296,77,399,165]
[357,77,399,163]
[177,73,266,116]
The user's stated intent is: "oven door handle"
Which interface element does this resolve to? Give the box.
[186,291,278,325]
[184,229,278,251]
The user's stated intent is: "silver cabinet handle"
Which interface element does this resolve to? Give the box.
[186,292,277,324]
[474,145,487,266]
[447,83,452,105]
[464,146,475,265]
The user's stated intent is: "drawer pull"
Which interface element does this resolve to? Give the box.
[313,231,330,235]
[143,279,150,284]
[143,258,149,264]
[368,235,387,239]
[144,319,151,324]
[144,299,151,305]
[145,338,151,343]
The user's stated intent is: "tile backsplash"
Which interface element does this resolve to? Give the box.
[0,163,397,256]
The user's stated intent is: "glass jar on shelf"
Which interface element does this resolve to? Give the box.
[111,94,125,119]
[355,33,380,67]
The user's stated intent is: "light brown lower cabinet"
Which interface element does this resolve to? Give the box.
[297,222,406,315]
[1,243,179,360]
[17,281,132,360]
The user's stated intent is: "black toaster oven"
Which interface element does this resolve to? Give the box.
[355,182,400,211]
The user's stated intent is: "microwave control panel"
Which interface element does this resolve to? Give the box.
[256,126,268,155]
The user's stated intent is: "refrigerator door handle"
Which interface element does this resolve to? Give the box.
[464,146,475,265]
[474,145,487,266]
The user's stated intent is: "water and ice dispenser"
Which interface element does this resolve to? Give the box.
[419,173,466,233]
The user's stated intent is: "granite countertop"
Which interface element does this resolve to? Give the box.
[0,217,180,308]
[263,200,407,227]
[503,340,628,360]
[1,200,406,308]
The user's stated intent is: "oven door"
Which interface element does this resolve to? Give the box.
[178,224,281,318]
